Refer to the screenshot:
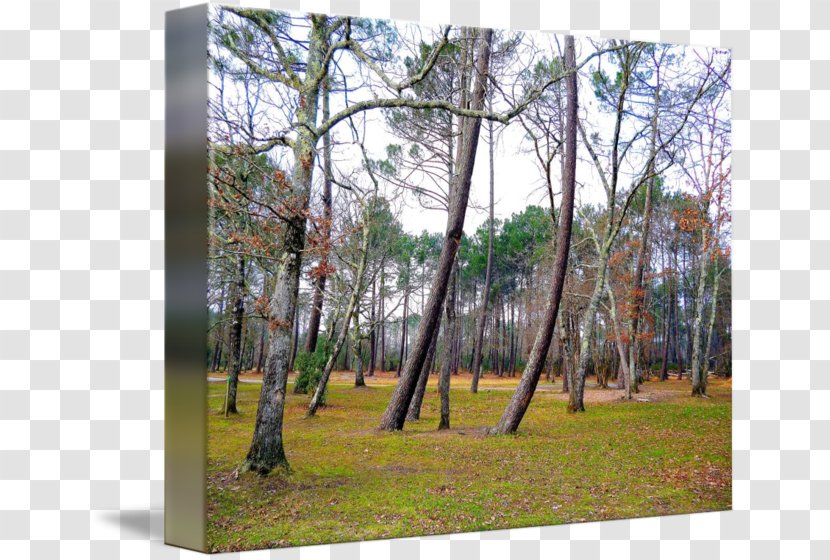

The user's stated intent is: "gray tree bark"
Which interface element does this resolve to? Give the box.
[241,16,327,474]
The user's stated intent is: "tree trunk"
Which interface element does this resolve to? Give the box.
[703,264,721,387]
[438,264,458,430]
[304,75,333,354]
[211,284,227,372]
[471,112,496,392]
[256,318,266,373]
[396,285,409,377]
[691,226,712,397]
[660,256,672,381]
[380,270,386,372]
[673,246,683,379]
[368,279,376,376]
[241,18,327,475]
[605,278,631,394]
[289,302,300,371]
[407,316,442,421]
[561,322,570,394]
[224,255,246,415]
[352,304,365,387]
[380,28,493,431]
[626,83,659,394]
[489,35,578,434]
[568,42,636,414]
[308,188,375,415]
[243,213,306,474]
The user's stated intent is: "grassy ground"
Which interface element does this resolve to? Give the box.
[206,372,731,552]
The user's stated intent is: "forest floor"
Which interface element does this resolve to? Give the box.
[206,372,731,552]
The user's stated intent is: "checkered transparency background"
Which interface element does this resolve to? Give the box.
[0,0,827,558]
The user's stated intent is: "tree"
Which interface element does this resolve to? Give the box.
[213,12,516,473]
[304,75,334,354]
[308,134,382,415]
[379,27,494,431]
[489,34,578,435]
[470,103,497,392]
[438,261,458,430]
[223,254,246,415]
[682,79,730,397]
[568,41,726,412]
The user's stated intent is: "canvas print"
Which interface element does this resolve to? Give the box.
[193,4,731,552]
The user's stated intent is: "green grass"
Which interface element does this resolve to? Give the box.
[206,376,731,552]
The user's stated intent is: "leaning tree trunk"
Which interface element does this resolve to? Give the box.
[308,198,373,416]
[437,264,458,430]
[380,28,493,431]
[570,246,613,412]
[604,277,631,395]
[407,317,442,421]
[470,112,496,392]
[691,225,711,397]
[489,35,578,435]
[224,254,246,415]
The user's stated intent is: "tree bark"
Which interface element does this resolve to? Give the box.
[224,255,245,415]
[289,302,300,371]
[380,28,493,431]
[489,35,578,434]
[304,75,333,354]
[352,303,365,387]
[380,270,386,372]
[438,263,458,430]
[241,16,327,474]
[703,262,722,387]
[368,279,377,376]
[471,113,496,392]
[691,225,712,397]
[308,192,375,416]
[605,277,631,393]
[211,283,226,372]
[396,284,409,377]
[660,251,672,380]
[673,246,683,378]
[407,316,441,421]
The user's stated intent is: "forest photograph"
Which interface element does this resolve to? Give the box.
[204,6,731,552]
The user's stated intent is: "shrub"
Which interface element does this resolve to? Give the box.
[293,349,329,404]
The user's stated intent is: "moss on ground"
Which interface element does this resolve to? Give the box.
[206,375,731,552]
